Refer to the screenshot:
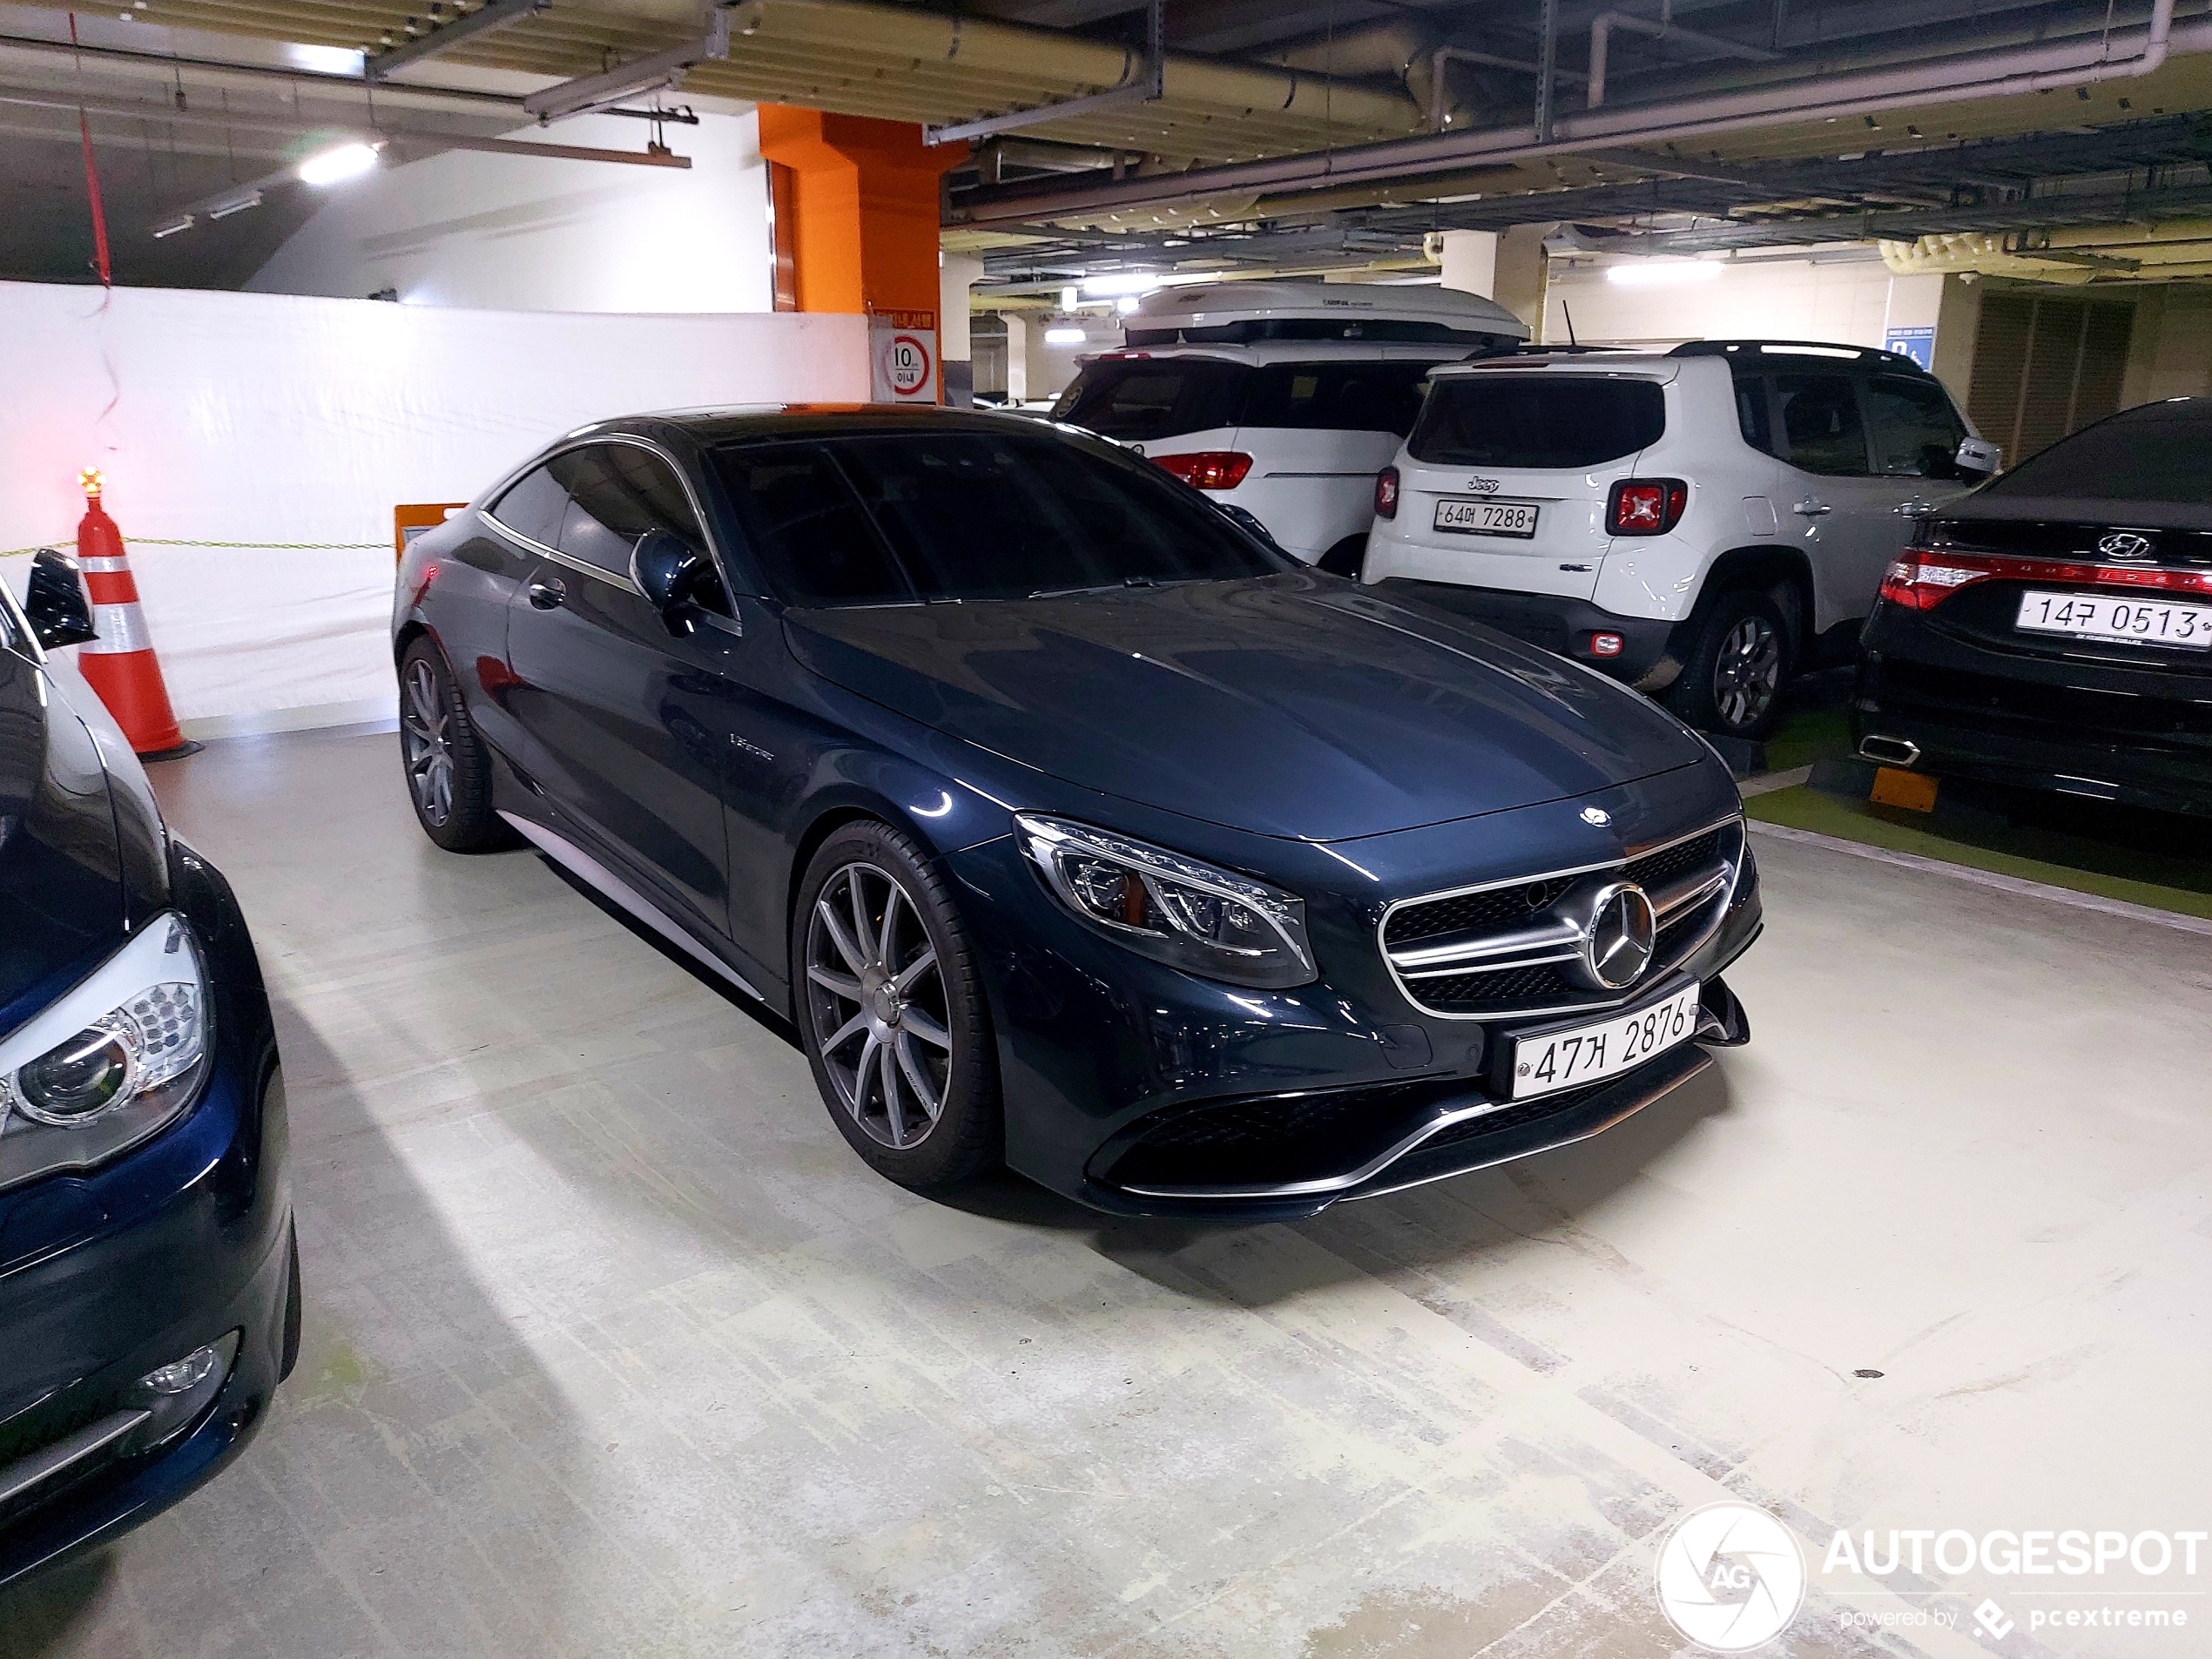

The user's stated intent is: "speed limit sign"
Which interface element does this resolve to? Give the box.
[869,310,939,402]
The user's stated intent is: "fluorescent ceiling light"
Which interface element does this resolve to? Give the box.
[1059,286,1079,310]
[1081,273,1162,298]
[1116,294,1139,314]
[206,189,263,220]
[297,143,380,186]
[286,44,364,75]
[151,214,194,239]
[1044,327,1088,346]
[1764,343,1861,358]
[1606,260,1723,287]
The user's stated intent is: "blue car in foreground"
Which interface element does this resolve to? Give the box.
[0,550,295,1587]
[396,407,1759,1219]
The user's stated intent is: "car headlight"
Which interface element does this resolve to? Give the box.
[0,914,211,1192]
[1015,814,1316,989]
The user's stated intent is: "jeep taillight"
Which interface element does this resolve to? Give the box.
[1607,478,1689,536]
[1153,450,1252,490]
[1374,465,1399,520]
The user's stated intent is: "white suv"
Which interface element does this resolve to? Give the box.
[1050,281,1527,572]
[1361,341,1998,738]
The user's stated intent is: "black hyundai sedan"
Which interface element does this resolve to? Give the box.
[0,552,295,1585]
[394,407,1759,1219]
[1856,397,2212,818]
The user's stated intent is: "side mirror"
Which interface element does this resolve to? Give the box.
[1954,435,2001,480]
[24,548,98,651]
[630,529,714,634]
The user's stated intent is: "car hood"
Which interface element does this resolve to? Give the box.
[0,651,132,1036]
[783,573,1710,842]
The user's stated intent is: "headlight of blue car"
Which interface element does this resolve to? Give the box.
[1015,813,1316,989]
[0,914,211,1191]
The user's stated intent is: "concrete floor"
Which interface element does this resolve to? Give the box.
[5,725,2208,1659]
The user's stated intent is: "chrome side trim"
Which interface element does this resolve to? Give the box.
[0,1408,152,1507]
[500,812,764,1001]
[1377,814,1743,1022]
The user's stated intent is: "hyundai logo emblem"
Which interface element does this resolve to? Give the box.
[1579,882,1656,991]
[2097,531,2155,561]
[1581,806,1611,826]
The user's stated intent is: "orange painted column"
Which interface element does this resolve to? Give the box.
[757,108,964,401]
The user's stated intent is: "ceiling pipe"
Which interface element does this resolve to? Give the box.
[1428,44,1589,129]
[1588,10,1779,110]
[0,30,531,111]
[952,0,2193,226]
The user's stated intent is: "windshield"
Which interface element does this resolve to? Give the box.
[709,428,1288,607]
[1409,374,1666,469]
[1980,403,2212,504]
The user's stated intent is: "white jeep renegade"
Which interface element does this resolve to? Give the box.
[1361,340,1999,738]
[1052,280,1527,572]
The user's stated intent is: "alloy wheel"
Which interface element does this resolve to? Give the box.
[804,862,953,1150]
[1712,615,1782,732]
[401,657,456,826]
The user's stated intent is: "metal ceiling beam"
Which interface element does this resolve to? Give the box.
[0,30,529,111]
[365,0,550,82]
[926,0,1163,145]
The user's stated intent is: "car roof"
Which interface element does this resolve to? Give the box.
[578,403,1058,447]
[1087,341,1477,366]
[1433,339,1937,379]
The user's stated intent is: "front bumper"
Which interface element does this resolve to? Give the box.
[1855,617,2212,819]
[0,840,293,1588]
[947,767,1761,1220]
[1372,579,1683,687]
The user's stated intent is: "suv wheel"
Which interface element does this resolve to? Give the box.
[1315,536,1366,577]
[1668,589,1789,740]
[792,822,1001,1192]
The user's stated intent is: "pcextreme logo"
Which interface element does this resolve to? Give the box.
[1656,1501,1807,1652]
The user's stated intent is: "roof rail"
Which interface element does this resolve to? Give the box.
[1669,340,1925,371]
[1461,342,1632,361]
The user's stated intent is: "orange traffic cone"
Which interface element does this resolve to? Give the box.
[74,469,195,761]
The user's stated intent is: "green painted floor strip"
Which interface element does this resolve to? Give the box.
[1745,784,2212,921]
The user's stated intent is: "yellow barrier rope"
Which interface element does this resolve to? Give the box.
[3,538,388,556]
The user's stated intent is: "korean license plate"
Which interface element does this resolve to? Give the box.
[2014,590,2212,650]
[1434,497,1539,538]
[1507,982,1701,1100]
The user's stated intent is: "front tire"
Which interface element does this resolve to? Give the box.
[792,822,1001,1192]
[1315,535,1366,577]
[398,637,511,851]
[1666,588,1790,740]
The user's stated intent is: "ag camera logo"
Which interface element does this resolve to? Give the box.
[1656,1501,1806,1651]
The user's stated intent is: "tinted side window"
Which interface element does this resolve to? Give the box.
[711,444,913,606]
[486,464,569,547]
[1050,360,1247,441]
[1864,375,1967,477]
[1774,374,1871,476]
[1240,363,1435,436]
[548,444,707,578]
[1733,373,1776,456]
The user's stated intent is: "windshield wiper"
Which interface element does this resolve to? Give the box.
[1025,576,1162,600]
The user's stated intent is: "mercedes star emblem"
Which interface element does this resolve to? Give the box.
[1581,806,1612,826]
[1580,882,1657,991]
[2097,531,2155,561]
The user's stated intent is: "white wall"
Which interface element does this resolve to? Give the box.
[1544,253,1922,352]
[0,281,867,732]
[249,109,772,314]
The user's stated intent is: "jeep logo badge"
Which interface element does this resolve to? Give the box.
[1467,476,1501,495]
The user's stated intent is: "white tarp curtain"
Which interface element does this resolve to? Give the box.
[0,281,868,730]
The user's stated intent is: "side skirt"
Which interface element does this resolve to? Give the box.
[497,811,765,1004]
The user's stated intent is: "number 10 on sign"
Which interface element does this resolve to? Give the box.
[869,313,938,403]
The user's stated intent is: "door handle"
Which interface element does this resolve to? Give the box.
[1792,499,1832,516]
[526,576,567,610]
